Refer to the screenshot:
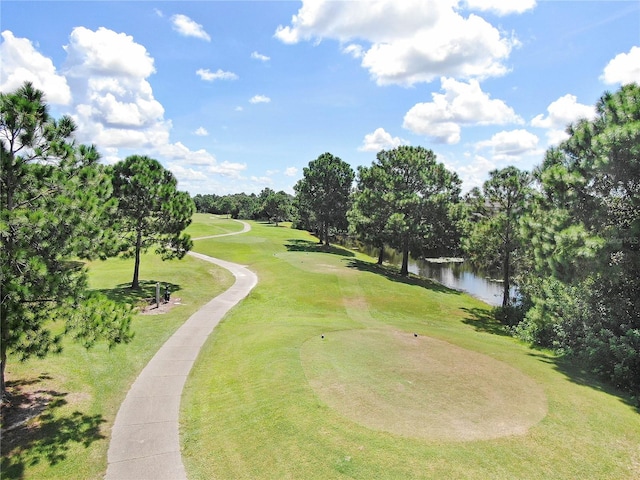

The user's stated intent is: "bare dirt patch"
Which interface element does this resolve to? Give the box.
[138,297,183,315]
[301,328,548,442]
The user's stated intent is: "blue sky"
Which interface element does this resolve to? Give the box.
[2,1,638,195]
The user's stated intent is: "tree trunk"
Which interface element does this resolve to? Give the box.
[1,337,7,397]
[132,230,142,289]
[377,245,384,265]
[400,236,410,276]
[324,221,330,246]
[502,249,510,308]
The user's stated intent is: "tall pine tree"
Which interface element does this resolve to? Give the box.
[0,82,132,396]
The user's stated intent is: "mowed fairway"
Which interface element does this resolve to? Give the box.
[182,218,640,479]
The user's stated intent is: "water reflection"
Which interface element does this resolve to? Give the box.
[408,258,506,306]
[366,246,510,306]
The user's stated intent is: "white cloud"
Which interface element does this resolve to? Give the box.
[251,51,270,62]
[166,163,209,181]
[402,77,522,144]
[531,93,596,145]
[250,94,271,104]
[0,30,72,104]
[1,26,247,192]
[359,127,408,152]
[64,26,156,79]
[464,0,536,16]
[194,127,208,136]
[250,175,274,185]
[601,46,640,85]
[234,106,244,112]
[284,166,299,177]
[63,27,165,140]
[343,44,364,59]
[475,129,540,160]
[171,14,211,41]
[454,155,497,192]
[275,0,520,86]
[196,68,238,81]
[208,161,246,177]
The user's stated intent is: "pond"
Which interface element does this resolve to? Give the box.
[377,248,513,307]
[407,258,508,307]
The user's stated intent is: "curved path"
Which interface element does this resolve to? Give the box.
[106,221,257,480]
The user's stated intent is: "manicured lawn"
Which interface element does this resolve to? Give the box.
[184,213,244,238]
[1,248,233,479]
[181,220,640,479]
[2,216,638,479]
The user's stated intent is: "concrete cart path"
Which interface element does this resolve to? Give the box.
[105,222,257,480]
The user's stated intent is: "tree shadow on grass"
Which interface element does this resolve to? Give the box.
[1,377,106,479]
[345,258,461,296]
[285,239,355,258]
[460,307,510,337]
[527,351,640,412]
[96,280,182,307]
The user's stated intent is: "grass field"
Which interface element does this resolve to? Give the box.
[2,215,639,479]
[181,218,640,479]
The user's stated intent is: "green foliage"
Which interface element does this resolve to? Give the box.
[351,146,461,275]
[260,188,293,226]
[462,166,532,307]
[111,155,195,288]
[294,152,354,244]
[519,83,640,395]
[0,82,132,395]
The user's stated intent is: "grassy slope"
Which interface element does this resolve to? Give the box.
[181,220,640,480]
[0,216,240,479]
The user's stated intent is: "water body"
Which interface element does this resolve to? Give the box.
[374,248,509,307]
[407,258,507,307]
[355,244,512,307]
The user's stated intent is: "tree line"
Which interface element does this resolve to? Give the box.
[203,84,639,398]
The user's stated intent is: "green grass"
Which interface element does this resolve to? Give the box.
[181,221,640,479]
[2,216,639,479]
[1,247,234,479]
[184,213,244,238]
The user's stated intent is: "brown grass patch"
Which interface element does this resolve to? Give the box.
[301,328,548,441]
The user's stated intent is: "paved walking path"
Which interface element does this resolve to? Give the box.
[106,221,257,480]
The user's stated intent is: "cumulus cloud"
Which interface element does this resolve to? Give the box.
[464,0,536,16]
[196,68,238,81]
[251,51,270,62]
[601,46,640,85]
[250,94,271,104]
[63,27,166,142]
[194,127,208,136]
[475,129,540,160]
[171,14,211,41]
[402,77,522,144]
[275,0,520,86]
[454,155,497,192]
[284,166,299,177]
[0,30,72,104]
[0,26,247,191]
[359,127,408,152]
[531,93,596,145]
